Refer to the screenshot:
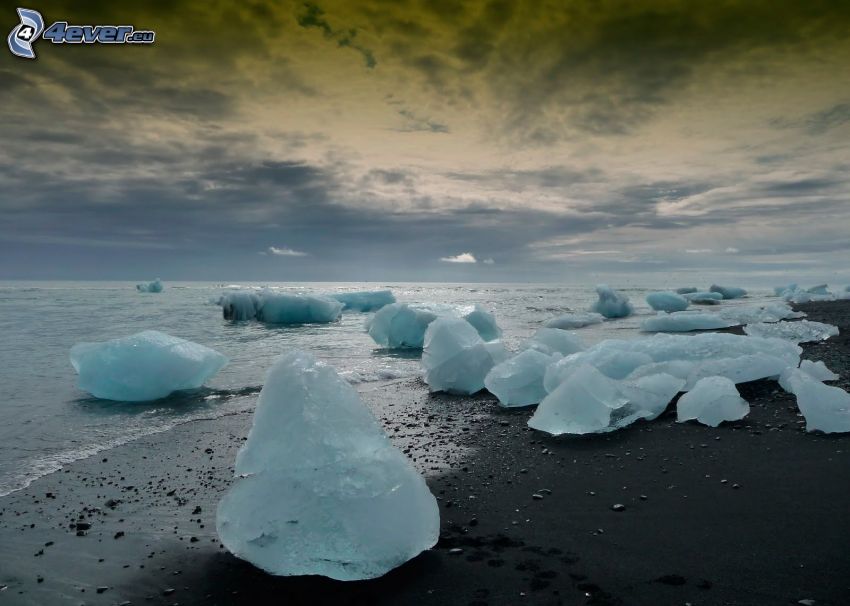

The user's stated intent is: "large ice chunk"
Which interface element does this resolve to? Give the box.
[743,320,839,343]
[646,291,689,312]
[330,290,395,312]
[677,376,749,427]
[590,284,634,318]
[463,304,502,341]
[484,349,555,407]
[136,278,163,293]
[642,311,734,332]
[216,350,439,579]
[529,365,684,435]
[219,291,342,324]
[709,284,747,299]
[367,303,438,348]
[544,312,604,329]
[683,291,723,305]
[70,330,228,401]
[779,368,850,433]
[422,317,508,394]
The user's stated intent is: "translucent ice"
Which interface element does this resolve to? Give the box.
[646,291,689,312]
[806,284,830,295]
[676,376,749,427]
[330,290,395,312]
[544,312,604,329]
[219,291,342,324]
[743,320,838,343]
[525,328,585,356]
[216,350,439,579]
[778,368,850,433]
[718,302,804,324]
[798,359,839,381]
[463,304,502,341]
[136,278,163,293]
[590,284,634,318]
[675,287,698,294]
[367,303,438,348]
[642,311,734,332]
[484,349,556,407]
[422,317,508,394]
[773,283,797,296]
[70,330,228,401]
[529,364,684,435]
[709,284,747,299]
[683,291,723,305]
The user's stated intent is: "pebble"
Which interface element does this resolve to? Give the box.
[612,504,626,512]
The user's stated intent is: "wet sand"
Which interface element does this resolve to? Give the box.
[1,301,849,605]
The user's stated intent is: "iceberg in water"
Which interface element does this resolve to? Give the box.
[70,330,228,401]
[136,278,163,293]
[422,317,508,394]
[675,287,698,294]
[590,284,634,318]
[642,311,734,332]
[743,320,838,343]
[529,364,684,435]
[779,368,850,433]
[219,291,342,324]
[330,290,395,312]
[676,376,749,427]
[646,291,689,312]
[683,291,723,305]
[366,303,501,349]
[544,312,604,329]
[709,284,747,299]
[216,350,439,579]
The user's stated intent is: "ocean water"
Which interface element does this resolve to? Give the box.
[0,280,777,496]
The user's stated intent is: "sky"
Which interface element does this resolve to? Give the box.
[1,0,849,283]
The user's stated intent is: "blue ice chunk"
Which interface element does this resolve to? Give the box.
[709,284,747,299]
[805,284,830,295]
[330,290,396,312]
[646,291,689,312]
[590,284,634,318]
[675,287,697,294]
[70,330,228,401]
[136,278,163,293]
[219,291,342,324]
[463,304,502,341]
[216,350,439,579]
[484,349,556,407]
[683,291,723,304]
[422,317,508,394]
[677,376,749,427]
[367,303,438,348]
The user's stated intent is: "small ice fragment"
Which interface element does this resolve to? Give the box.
[330,290,395,312]
[544,312,604,329]
[525,328,585,356]
[590,284,634,318]
[642,312,734,332]
[70,330,228,401]
[799,359,839,381]
[136,278,163,293]
[675,287,697,294]
[216,350,439,580]
[743,320,838,343]
[683,291,723,305]
[676,376,749,427]
[709,284,747,299]
[422,317,508,394]
[646,291,689,312]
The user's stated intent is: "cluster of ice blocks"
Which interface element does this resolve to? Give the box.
[367,302,501,349]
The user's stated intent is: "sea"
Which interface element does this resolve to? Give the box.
[0,280,780,497]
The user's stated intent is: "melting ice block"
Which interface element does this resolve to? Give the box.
[219,291,342,324]
[642,311,734,332]
[779,368,850,433]
[646,291,689,312]
[709,284,747,299]
[676,376,749,427]
[683,291,723,305]
[136,278,163,293]
[485,349,556,407]
[422,317,508,394]
[743,320,838,343]
[330,290,395,312]
[463,304,502,341]
[529,364,684,435]
[216,350,439,579]
[70,330,228,401]
[544,312,604,329]
[590,284,634,318]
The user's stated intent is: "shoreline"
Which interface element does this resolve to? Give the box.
[1,301,849,605]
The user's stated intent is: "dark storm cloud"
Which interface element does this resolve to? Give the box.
[297,2,377,68]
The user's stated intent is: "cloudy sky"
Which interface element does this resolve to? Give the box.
[1,1,849,282]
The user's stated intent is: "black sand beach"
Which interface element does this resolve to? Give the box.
[2,301,849,606]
